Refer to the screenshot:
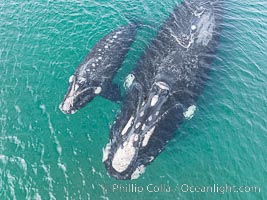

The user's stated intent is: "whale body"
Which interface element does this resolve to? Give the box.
[103,0,223,180]
[59,23,138,114]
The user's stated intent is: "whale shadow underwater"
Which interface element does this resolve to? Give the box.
[59,22,139,114]
[103,0,223,180]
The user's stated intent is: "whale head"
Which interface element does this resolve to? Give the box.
[103,80,179,179]
[59,75,102,114]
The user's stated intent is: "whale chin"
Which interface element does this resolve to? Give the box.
[103,137,149,180]
[59,102,77,115]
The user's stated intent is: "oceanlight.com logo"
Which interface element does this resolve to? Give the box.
[111,183,261,194]
[179,184,261,194]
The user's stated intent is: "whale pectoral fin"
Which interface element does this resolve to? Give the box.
[100,83,122,102]
[183,105,197,120]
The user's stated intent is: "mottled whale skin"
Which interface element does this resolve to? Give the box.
[59,23,138,114]
[103,0,223,180]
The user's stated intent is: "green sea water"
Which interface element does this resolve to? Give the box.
[0,0,266,199]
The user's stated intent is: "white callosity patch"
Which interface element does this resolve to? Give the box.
[112,134,137,172]
[155,81,169,90]
[79,63,91,77]
[131,165,146,180]
[196,11,215,46]
[121,116,134,135]
[123,74,135,89]
[191,25,197,31]
[149,156,154,162]
[141,124,146,131]
[142,126,155,147]
[61,74,94,114]
[74,84,79,91]
[78,77,86,83]
[150,95,159,107]
[59,79,76,113]
[183,105,196,119]
[69,75,74,83]
[135,122,141,129]
[59,98,72,112]
[94,87,102,94]
[102,141,111,162]
[133,134,139,142]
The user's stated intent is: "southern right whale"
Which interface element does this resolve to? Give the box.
[103,0,223,180]
[59,23,138,114]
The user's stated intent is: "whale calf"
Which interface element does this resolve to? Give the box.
[103,0,223,180]
[59,23,138,114]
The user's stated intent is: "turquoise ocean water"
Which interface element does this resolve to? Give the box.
[0,0,266,199]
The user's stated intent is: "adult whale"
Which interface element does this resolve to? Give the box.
[59,23,138,114]
[103,0,223,180]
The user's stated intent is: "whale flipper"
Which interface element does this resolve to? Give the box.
[101,83,122,102]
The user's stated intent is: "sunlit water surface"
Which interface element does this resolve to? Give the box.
[0,0,266,199]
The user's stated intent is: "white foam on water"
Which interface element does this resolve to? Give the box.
[0,155,27,175]
[6,171,16,199]
[102,141,111,162]
[15,157,27,173]
[0,154,8,165]
[14,105,21,113]
[0,136,25,150]
[58,163,67,173]
[131,165,146,180]
[183,105,197,119]
[41,163,56,200]
[33,192,42,200]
